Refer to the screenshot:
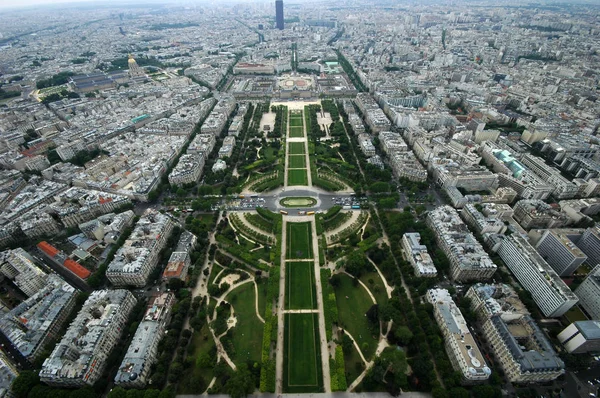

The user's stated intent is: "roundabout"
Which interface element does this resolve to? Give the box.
[279,196,317,208]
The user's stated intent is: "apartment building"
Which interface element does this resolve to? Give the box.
[466,284,564,383]
[427,206,496,281]
[401,233,437,277]
[106,209,174,287]
[168,153,205,186]
[0,248,47,297]
[114,293,175,388]
[40,290,136,387]
[0,275,76,362]
[426,289,491,384]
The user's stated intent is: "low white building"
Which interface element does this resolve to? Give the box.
[401,233,437,277]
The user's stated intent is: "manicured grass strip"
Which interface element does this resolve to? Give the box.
[289,126,304,138]
[283,313,323,392]
[227,282,264,364]
[288,169,308,186]
[334,273,377,360]
[288,155,306,168]
[286,222,313,259]
[286,261,316,310]
[289,116,304,127]
[289,142,306,155]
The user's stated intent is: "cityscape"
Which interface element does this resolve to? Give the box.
[0,0,600,398]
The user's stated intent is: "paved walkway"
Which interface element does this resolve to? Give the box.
[311,217,331,392]
[283,309,320,314]
[275,218,288,394]
[341,271,376,305]
[366,257,394,299]
[178,392,432,398]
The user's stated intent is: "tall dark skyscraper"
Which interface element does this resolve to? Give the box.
[275,0,284,30]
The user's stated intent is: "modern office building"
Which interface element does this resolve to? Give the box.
[0,275,76,363]
[467,284,565,383]
[275,0,284,30]
[427,206,496,281]
[577,227,600,266]
[426,289,491,384]
[40,290,136,387]
[574,265,600,320]
[535,229,587,276]
[401,232,437,277]
[115,292,175,388]
[557,321,600,354]
[497,234,578,317]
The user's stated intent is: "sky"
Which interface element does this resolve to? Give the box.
[0,0,214,10]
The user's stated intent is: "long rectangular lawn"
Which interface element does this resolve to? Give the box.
[289,114,304,127]
[288,142,306,155]
[283,313,323,392]
[286,261,316,309]
[286,222,313,259]
[288,155,306,168]
[289,126,304,138]
[288,169,308,186]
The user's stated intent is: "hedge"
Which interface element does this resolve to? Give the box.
[320,269,338,341]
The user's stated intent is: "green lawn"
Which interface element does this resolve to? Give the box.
[287,222,313,259]
[286,261,316,310]
[334,273,378,360]
[289,114,304,127]
[288,169,308,186]
[280,197,316,207]
[226,282,264,364]
[289,142,306,155]
[359,272,389,307]
[288,155,306,168]
[564,305,589,324]
[289,126,304,138]
[283,313,323,392]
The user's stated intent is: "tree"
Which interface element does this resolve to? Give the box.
[449,387,469,398]
[378,197,397,209]
[393,325,413,345]
[11,370,40,398]
[143,390,161,398]
[345,250,369,278]
[70,387,98,398]
[341,333,354,354]
[168,278,185,290]
[471,385,502,398]
[370,181,390,193]
[224,364,255,398]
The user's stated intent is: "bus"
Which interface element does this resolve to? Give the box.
[306,211,315,215]
[280,210,288,215]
